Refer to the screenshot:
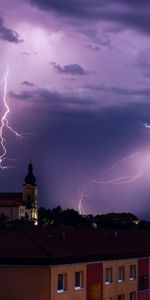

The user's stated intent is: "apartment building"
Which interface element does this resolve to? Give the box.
[0,226,150,300]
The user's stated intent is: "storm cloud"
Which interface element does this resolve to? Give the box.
[0,16,23,43]
[26,0,150,35]
[52,63,88,76]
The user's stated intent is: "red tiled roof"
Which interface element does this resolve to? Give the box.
[0,227,150,265]
[0,193,22,201]
[0,200,23,207]
[0,228,49,260]
[0,193,23,206]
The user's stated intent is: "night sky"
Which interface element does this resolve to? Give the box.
[1,0,150,219]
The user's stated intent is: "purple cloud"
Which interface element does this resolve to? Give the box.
[86,44,100,52]
[133,50,150,77]
[26,0,150,35]
[52,63,88,76]
[9,87,94,111]
[84,84,150,97]
[22,81,35,87]
[0,16,23,44]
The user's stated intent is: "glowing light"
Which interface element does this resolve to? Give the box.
[0,67,25,169]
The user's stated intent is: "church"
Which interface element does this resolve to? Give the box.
[0,161,38,225]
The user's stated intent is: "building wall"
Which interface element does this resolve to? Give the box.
[103,259,137,300]
[51,263,86,300]
[0,206,20,221]
[86,262,103,300]
[138,258,149,300]
[0,257,149,300]
[0,266,51,300]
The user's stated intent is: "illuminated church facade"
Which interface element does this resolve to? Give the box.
[0,161,38,225]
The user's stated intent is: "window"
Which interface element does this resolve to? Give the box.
[27,195,31,201]
[130,292,136,300]
[139,275,148,291]
[130,265,136,280]
[118,295,125,300]
[57,273,67,293]
[118,267,125,282]
[105,268,112,284]
[75,271,83,290]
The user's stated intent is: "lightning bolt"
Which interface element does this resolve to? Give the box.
[78,153,145,215]
[0,67,26,169]
[145,123,150,129]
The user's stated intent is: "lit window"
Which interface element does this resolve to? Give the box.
[57,274,67,293]
[105,268,112,284]
[118,267,125,282]
[118,295,125,300]
[75,271,83,290]
[130,292,136,300]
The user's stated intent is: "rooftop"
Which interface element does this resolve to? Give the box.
[0,193,22,201]
[0,226,150,265]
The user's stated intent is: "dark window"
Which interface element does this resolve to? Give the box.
[118,295,125,300]
[27,195,31,201]
[130,265,136,280]
[130,292,136,300]
[118,267,125,282]
[75,271,84,289]
[105,268,112,284]
[57,274,64,291]
[75,272,80,288]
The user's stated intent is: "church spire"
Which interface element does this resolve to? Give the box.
[24,161,36,186]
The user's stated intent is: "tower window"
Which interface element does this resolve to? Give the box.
[27,195,31,201]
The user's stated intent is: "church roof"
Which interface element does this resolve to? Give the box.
[0,193,22,201]
[24,161,36,186]
[0,200,23,207]
[0,193,23,207]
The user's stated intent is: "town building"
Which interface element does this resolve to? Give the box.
[0,226,149,300]
[0,161,38,224]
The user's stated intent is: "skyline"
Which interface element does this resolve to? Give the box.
[1,1,150,218]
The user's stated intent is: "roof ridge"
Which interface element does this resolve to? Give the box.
[21,228,51,258]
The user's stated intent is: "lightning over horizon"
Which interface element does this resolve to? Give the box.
[78,153,146,215]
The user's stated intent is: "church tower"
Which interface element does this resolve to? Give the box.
[23,161,38,225]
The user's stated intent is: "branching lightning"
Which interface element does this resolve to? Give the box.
[78,119,150,214]
[78,153,145,215]
[0,67,26,169]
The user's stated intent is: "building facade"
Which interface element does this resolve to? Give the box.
[0,227,149,299]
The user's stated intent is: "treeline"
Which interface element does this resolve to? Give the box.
[0,206,150,229]
[38,206,141,228]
